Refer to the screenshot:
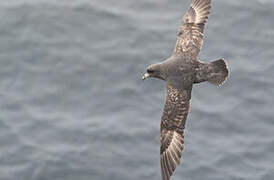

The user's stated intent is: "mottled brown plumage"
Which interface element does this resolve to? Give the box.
[141,0,229,180]
[174,0,211,56]
[160,86,190,180]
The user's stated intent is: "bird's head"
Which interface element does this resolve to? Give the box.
[142,63,165,80]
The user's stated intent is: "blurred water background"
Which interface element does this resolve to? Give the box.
[0,0,274,180]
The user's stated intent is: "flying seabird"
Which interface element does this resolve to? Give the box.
[141,0,229,179]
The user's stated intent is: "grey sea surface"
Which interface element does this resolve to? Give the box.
[0,0,274,180]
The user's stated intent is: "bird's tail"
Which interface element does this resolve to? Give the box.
[207,59,229,86]
[194,58,229,86]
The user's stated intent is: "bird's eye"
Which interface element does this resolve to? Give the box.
[147,69,154,74]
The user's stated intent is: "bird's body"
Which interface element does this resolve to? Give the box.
[141,0,229,180]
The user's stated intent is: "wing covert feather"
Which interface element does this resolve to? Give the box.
[160,85,191,180]
[174,0,211,56]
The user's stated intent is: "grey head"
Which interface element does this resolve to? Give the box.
[142,63,166,81]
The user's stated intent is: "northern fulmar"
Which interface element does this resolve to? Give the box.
[141,0,229,180]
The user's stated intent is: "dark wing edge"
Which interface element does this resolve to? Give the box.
[174,0,211,56]
[160,86,191,180]
[160,130,185,180]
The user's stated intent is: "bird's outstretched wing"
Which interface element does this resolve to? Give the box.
[174,0,211,56]
[160,85,191,180]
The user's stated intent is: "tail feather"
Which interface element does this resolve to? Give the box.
[195,58,229,86]
[208,59,229,86]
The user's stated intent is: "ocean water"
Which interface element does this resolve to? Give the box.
[0,0,274,180]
